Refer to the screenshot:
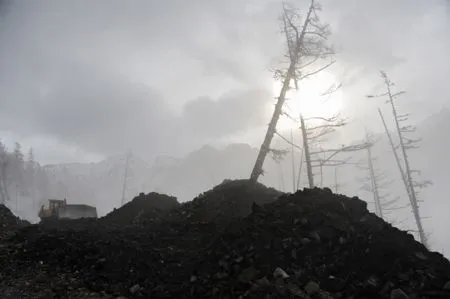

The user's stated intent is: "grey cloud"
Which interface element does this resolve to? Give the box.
[182,89,272,137]
[0,0,280,159]
[1,0,450,162]
[316,0,450,132]
[1,61,170,153]
[0,55,272,158]
[326,0,440,68]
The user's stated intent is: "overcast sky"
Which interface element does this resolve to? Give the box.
[0,0,449,164]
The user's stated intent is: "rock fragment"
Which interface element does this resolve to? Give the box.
[305,281,320,295]
[274,267,290,279]
[129,284,140,294]
[390,288,409,299]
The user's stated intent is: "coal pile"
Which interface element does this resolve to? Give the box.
[0,204,29,240]
[165,179,282,224]
[193,188,450,298]
[1,183,450,299]
[102,192,180,226]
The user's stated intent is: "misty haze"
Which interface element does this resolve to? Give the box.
[1,0,450,298]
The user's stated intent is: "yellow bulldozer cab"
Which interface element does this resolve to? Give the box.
[39,199,67,218]
[48,199,66,209]
[38,198,97,220]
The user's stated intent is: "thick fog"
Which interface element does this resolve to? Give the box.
[1,0,450,255]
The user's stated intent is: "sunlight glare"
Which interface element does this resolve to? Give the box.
[273,71,344,131]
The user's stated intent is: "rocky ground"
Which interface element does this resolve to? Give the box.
[0,180,449,298]
[0,204,29,240]
[101,192,180,226]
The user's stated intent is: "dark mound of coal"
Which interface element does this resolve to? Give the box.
[0,204,29,240]
[102,192,180,226]
[193,188,450,298]
[1,184,449,299]
[166,179,282,224]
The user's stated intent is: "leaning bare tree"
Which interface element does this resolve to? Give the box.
[357,131,405,222]
[369,71,431,247]
[250,0,334,183]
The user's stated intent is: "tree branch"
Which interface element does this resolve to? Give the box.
[299,59,336,80]
[275,131,303,151]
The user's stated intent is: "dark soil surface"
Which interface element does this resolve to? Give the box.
[164,179,282,224]
[101,192,180,226]
[0,204,29,240]
[0,180,449,299]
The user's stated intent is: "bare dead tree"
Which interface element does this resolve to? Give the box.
[300,114,314,187]
[312,154,360,188]
[298,113,344,187]
[357,131,404,220]
[270,148,290,191]
[277,111,368,189]
[290,129,297,192]
[365,140,382,218]
[250,0,334,183]
[0,141,11,204]
[330,166,348,193]
[306,121,369,188]
[0,159,9,204]
[273,130,303,191]
[296,145,304,190]
[276,94,345,190]
[275,113,368,191]
[332,166,339,192]
[120,151,131,206]
[26,147,37,210]
[369,73,430,246]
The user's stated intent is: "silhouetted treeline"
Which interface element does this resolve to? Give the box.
[0,141,50,211]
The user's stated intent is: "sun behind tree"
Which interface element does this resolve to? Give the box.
[275,70,344,131]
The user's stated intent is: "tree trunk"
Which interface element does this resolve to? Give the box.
[250,64,296,183]
[0,179,11,204]
[381,75,427,246]
[290,129,296,192]
[333,167,338,193]
[250,1,316,184]
[277,162,286,192]
[379,109,426,246]
[296,148,304,190]
[366,145,383,218]
[121,152,131,206]
[0,183,5,204]
[388,103,426,245]
[300,115,314,188]
[319,164,324,187]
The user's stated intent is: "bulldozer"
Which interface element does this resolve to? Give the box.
[38,198,98,220]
